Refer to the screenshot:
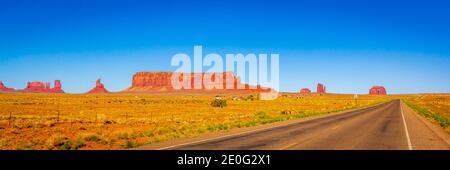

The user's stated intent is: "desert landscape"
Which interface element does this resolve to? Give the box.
[0,91,449,150]
[1,71,449,150]
[1,1,449,169]
[0,93,386,150]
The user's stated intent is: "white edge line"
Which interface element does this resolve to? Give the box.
[156,102,388,150]
[400,102,413,150]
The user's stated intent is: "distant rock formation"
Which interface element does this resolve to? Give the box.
[299,88,311,94]
[124,72,272,93]
[369,86,387,95]
[52,80,64,93]
[0,81,14,91]
[23,80,64,93]
[317,83,326,94]
[87,79,109,94]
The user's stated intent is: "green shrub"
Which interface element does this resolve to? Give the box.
[124,141,138,148]
[143,131,154,137]
[280,110,295,115]
[59,140,73,150]
[71,139,86,150]
[256,111,269,119]
[84,134,100,142]
[116,132,129,140]
[246,95,255,101]
[211,98,227,108]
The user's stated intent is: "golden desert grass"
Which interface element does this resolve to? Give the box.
[0,93,392,150]
[399,94,450,133]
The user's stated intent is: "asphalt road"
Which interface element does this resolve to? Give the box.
[139,100,449,150]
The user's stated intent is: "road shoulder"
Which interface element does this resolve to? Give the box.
[400,101,449,150]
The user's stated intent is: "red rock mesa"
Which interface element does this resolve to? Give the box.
[87,79,109,94]
[124,72,272,93]
[299,88,311,94]
[0,81,14,91]
[317,83,326,94]
[53,80,64,93]
[23,80,64,93]
[369,86,387,95]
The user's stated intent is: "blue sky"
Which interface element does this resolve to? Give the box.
[1,0,449,93]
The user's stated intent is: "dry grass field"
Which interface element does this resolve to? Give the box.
[0,93,391,150]
[400,94,450,133]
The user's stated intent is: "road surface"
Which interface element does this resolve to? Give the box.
[139,100,449,150]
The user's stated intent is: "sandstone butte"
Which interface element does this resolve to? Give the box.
[369,86,387,95]
[299,88,311,94]
[86,79,109,94]
[22,80,64,93]
[0,81,15,92]
[317,83,326,94]
[123,72,273,93]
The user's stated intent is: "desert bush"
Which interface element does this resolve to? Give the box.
[46,133,85,150]
[207,123,230,131]
[115,132,130,140]
[211,98,227,108]
[255,111,269,119]
[81,132,112,145]
[246,95,256,101]
[71,138,86,150]
[280,110,295,115]
[83,133,100,142]
[46,133,68,149]
[143,130,154,137]
[124,140,138,148]
[16,141,34,150]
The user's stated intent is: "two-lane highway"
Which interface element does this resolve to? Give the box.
[138,100,449,150]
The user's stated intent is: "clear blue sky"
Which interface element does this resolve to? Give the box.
[1,0,449,94]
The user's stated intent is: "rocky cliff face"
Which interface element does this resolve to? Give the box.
[23,80,64,93]
[0,81,14,91]
[52,80,64,93]
[125,72,272,93]
[131,72,173,90]
[317,83,326,94]
[86,79,109,94]
[369,86,387,95]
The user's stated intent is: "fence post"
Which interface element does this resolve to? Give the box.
[353,94,358,105]
[8,111,12,127]
[57,110,60,123]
